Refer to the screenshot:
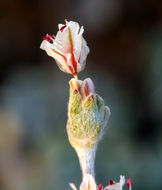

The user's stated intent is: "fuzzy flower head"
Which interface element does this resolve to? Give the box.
[67,78,110,150]
[40,20,90,77]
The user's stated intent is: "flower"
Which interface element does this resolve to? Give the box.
[40,20,90,77]
[98,176,125,190]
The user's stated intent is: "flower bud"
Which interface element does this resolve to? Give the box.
[67,78,110,150]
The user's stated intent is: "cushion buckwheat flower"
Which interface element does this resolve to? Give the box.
[40,20,90,77]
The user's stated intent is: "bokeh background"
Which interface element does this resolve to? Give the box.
[0,0,162,189]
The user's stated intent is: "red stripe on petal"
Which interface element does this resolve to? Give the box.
[60,25,66,32]
[68,65,74,74]
[68,28,78,75]
[52,48,75,74]
[70,53,78,75]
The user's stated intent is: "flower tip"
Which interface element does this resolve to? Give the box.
[126,178,133,188]
[65,18,68,24]
[86,78,95,93]
[69,78,80,91]
[42,34,53,43]
[60,25,66,32]
[109,180,115,185]
[80,78,95,99]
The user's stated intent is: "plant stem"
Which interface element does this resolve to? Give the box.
[76,146,97,179]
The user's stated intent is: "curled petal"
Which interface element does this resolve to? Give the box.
[40,40,72,74]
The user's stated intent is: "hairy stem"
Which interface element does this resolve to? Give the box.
[76,146,97,179]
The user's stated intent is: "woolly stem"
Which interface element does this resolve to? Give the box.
[76,146,97,179]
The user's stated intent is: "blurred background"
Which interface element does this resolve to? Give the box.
[0,0,162,189]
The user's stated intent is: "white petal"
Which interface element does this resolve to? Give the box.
[104,184,120,190]
[54,28,71,54]
[40,40,55,57]
[58,24,65,30]
[40,40,71,74]
[119,176,125,188]
[73,26,85,62]
[79,26,84,36]
[78,39,90,72]
[104,176,125,190]
[67,21,80,38]
[55,21,80,54]
[73,34,83,62]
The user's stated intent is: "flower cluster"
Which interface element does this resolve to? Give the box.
[40,20,89,77]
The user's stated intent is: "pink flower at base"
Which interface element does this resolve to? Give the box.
[40,20,90,77]
[101,176,125,190]
[69,175,126,190]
